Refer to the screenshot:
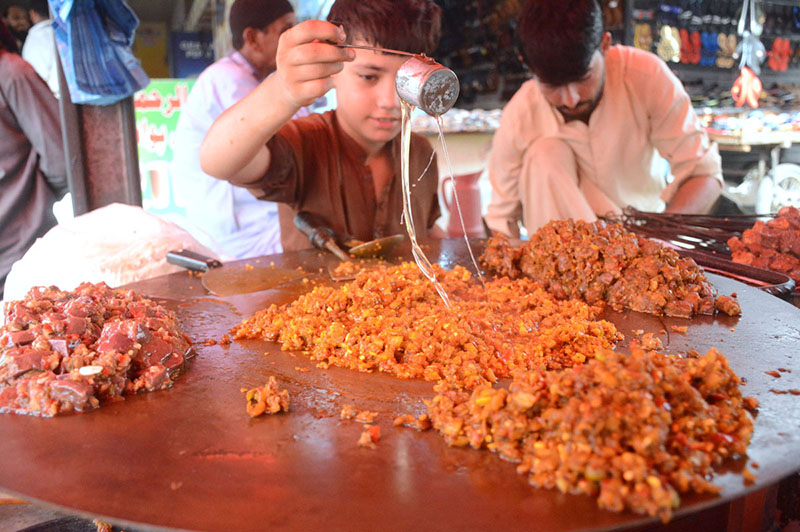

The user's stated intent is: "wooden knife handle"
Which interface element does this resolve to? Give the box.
[166,249,223,272]
[294,212,351,261]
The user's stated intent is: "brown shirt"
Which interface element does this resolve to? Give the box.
[234,110,440,251]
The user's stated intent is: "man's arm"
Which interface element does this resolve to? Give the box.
[483,91,530,238]
[665,174,721,214]
[199,21,353,186]
[642,53,723,212]
[7,56,67,197]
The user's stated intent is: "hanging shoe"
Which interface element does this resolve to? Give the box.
[641,24,654,51]
[769,38,782,71]
[657,25,681,62]
[690,30,702,64]
[679,27,691,63]
[779,38,791,71]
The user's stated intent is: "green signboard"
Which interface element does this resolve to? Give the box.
[134,79,194,220]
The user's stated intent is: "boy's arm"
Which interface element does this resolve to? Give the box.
[199,21,353,186]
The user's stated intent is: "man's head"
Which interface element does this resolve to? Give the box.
[0,17,18,52]
[517,0,610,122]
[326,0,442,154]
[27,0,49,24]
[2,3,29,36]
[229,0,296,78]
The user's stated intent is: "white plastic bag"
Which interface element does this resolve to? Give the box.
[3,203,219,303]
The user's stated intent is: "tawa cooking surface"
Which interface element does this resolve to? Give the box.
[2,240,800,532]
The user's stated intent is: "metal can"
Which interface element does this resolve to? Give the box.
[395,56,460,116]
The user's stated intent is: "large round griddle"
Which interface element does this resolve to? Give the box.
[1,239,800,532]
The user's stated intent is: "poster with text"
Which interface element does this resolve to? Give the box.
[134,79,194,221]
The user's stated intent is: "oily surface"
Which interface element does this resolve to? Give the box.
[0,240,799,532]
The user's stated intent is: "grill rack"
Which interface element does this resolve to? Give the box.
[603,208,796,298]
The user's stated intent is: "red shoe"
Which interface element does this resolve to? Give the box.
[769,38,781,71]
[690,31,702,64]
[680,28,691,63]
[779,38,792,71]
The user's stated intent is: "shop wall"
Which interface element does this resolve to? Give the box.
[133,21,170,78]
[170,31,215,78]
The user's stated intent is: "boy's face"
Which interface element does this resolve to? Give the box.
[332,39,408,155]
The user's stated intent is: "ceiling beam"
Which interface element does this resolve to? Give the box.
[184,0,211,31]
[171,0,187,30]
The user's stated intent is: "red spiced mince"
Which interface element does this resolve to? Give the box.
[234,243,756,521]
[427,346,758,522]
[0,282,192,416]
[481,219,741,318]
[243,376,290,417]
[233,263,621,390]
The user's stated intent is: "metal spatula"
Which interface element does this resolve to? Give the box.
[166,250,305,296]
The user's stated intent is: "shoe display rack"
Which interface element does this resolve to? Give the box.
[433,0,528,108]
[627,0,800,84]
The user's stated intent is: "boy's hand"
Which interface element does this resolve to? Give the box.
[275,20,355,109]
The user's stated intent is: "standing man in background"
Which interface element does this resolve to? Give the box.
[22,0,59,98]
[173,0,298,259]
[1,2,29,50]
[485,0,722,238]
[0,18,67,298]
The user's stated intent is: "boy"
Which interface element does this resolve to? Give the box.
[200,0,443,251]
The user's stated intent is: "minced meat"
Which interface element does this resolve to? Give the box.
[0,282,192,416]
[233,262,622,390]
[481,220,741,318]
[426,346,757,522]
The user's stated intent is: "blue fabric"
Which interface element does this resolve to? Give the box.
[50,0,149,105]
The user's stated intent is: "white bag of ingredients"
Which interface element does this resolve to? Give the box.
[3,203,220,303]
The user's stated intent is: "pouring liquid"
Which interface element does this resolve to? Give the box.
[400,101,452,308]
[434,114,485,287]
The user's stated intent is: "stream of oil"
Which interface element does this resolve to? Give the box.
[433,115,485,287]
[400,101,452,307]
[399,102,486,305]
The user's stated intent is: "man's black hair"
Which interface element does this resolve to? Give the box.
[327,0,441,56]
[2,2,24,16]
[517,0,603,86]
[27,0,49,19]
[229,0,293,50]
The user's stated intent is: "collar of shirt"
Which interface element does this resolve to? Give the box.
[329,112,404,236]
[534,86,607,132]
[228,50,263,83]
[329,112,401,203]
[330,112,371,167]
[27,19,52,35]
